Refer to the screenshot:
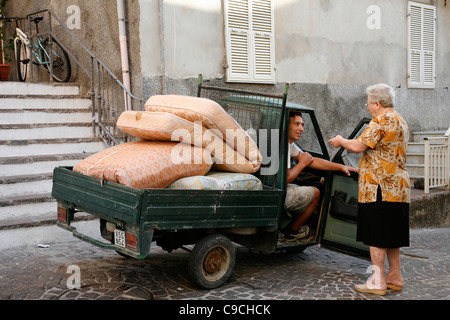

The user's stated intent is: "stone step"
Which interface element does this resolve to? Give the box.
[0,124,94,140]
[0,177,53,198]
[413,130,447,142]
[0,137,106,157]
[0,97,91,110]
[0,201,56,221]
[406,153,425,164]
[0,110,92,125]
[406,164,424,176]
[407,142,425,154]
[405,164,446,176]
[0,82,105,239]
[0,153,92,177]
[0,192,53,208]
[0,82,80,96]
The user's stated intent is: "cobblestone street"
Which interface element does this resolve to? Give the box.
[0,227,448,303]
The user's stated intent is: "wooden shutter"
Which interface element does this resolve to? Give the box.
[408,2,436,89]
[225,0,275,83]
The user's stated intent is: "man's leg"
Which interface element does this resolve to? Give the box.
[287,186,320,232]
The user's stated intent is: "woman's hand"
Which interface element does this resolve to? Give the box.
[329,135,344,148]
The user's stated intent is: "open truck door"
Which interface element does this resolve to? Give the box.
[318,118,372,257]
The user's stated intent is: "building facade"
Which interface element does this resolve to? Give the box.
[5,0,450,146]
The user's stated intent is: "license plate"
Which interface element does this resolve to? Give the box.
[114,229,126,248]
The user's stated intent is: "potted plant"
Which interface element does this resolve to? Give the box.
[0,0,11,81]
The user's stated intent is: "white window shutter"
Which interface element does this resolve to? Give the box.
[226,0,251,81]
[407,2,436,89]
[422,6,435,87]
[225,0,275,83]
[252,0,274,82]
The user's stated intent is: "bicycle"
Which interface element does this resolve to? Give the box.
[5,16,71,82]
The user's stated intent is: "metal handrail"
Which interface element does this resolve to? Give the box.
[26,9,144,146]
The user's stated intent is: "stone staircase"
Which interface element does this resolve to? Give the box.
[406,130,447,185]
[0,82,106,232]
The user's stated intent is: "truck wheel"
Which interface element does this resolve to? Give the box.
[188,234,236,289]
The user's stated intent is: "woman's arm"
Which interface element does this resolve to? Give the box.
[328,135,368,154]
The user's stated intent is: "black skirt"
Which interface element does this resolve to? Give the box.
[357,186,410,248]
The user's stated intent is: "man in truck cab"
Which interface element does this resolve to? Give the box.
[279,111,358,242]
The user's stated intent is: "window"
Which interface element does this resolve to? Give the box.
[224,0,275,84]
[407,1,436,89]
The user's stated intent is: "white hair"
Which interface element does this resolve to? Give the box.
[366,83,395,108]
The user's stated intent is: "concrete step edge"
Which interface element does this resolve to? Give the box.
[0,153,94,165]
[0,211,97,231]
[0,137,103,145]
[0,172,53,184]
[0,193,54,207]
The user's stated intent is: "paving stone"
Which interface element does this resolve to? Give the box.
[0,228,448,302]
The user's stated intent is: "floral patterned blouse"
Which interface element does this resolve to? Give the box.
[357,110,411,203]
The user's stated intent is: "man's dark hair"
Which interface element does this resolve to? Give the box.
[289,111,302,119]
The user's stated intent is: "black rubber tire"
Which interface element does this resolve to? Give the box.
[188,234,236,289]
[16,41,28,82]
[42,37,71,82]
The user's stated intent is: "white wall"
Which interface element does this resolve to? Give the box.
[139,0,224,79]
[138,0,449,132]
[140,0,449,87]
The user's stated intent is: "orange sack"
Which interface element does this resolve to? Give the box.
[73,140,212,189]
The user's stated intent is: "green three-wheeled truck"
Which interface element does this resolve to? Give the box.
[52,80,370,289]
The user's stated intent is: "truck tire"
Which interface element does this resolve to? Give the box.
[188,234,236,289]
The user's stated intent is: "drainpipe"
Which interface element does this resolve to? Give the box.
[117,0,132,110]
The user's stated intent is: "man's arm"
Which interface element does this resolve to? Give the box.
[287,152,313,184]
[308,157,358,176]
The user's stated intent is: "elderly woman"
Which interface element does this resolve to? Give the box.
[329,83,410,296]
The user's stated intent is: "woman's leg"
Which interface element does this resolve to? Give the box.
[386,248,404,288]
[368,246,387,290]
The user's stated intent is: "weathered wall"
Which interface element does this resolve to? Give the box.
[138,0,450,150]
[4,0,142,96]
[5,0,449,142]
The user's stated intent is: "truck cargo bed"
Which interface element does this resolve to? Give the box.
[52,167,284,231]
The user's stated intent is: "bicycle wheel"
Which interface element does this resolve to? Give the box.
[42,37,71,82]
[16,40,29,82]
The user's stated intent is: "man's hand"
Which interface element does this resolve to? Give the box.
[298,151,314,166]
[341,165,359,176]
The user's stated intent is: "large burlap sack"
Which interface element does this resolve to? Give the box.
[117,110,259,173]
[167,171,263,190]
[144,95,261,170]
[73,140,212,189]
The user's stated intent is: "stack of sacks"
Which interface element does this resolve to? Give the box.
[117,95,262,174]
[73,140,212,189]
[74,95,264,190]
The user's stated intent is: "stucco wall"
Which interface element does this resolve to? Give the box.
[5,0,449,140]
[4,0,142,96]
[139,0,449,143]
